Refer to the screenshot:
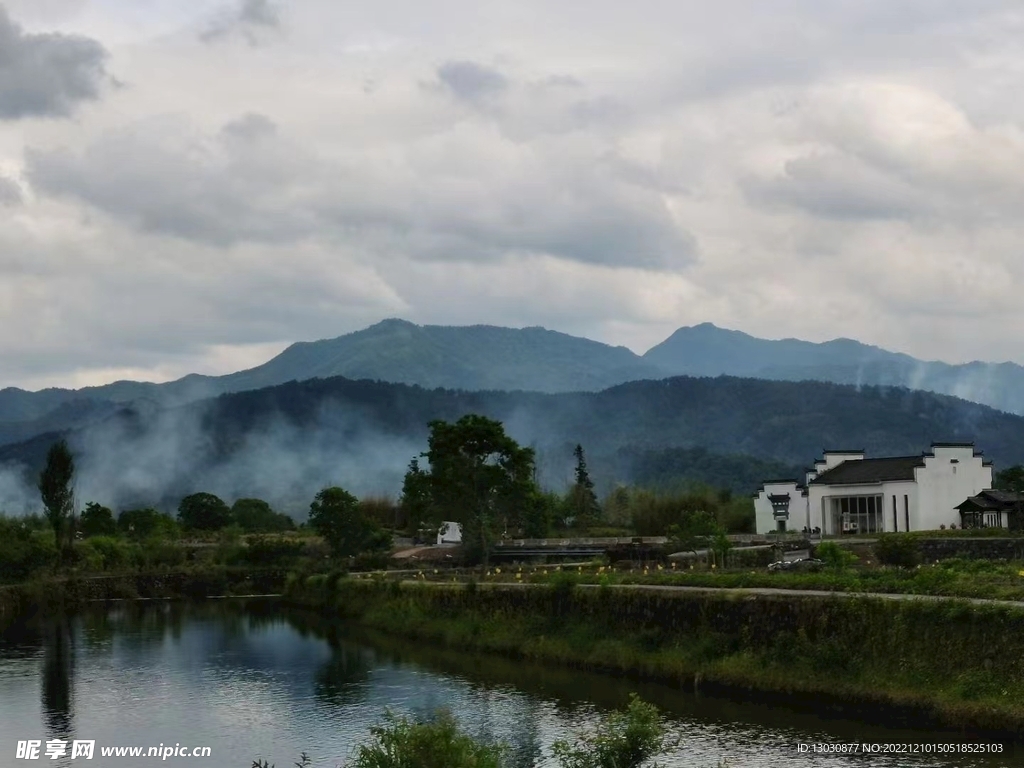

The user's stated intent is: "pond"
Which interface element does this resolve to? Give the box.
[0,599,1019,767]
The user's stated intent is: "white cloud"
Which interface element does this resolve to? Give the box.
[2,0,1024,389]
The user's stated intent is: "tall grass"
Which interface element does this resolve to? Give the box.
[286,577,1024,734]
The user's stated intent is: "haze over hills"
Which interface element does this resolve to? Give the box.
[3,319,1024,453]
[1,374,1022,516]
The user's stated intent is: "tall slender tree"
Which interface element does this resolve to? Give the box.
[568,443,601,530]
[38,440,76,563]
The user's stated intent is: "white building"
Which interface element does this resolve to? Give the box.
[754,443,993,535]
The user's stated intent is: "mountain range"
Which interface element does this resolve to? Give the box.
[4,320,1024,446]
[2,318,1024,513]
[1,373,1023,515]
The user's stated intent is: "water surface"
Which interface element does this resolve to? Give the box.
[0,599,1019,768]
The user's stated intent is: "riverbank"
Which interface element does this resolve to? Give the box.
[284,576,1024,737]
[0,568,288,629]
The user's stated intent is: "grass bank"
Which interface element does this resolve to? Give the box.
[285,575,1024,737]
[0,567,288,629]
[391,558,1024,602]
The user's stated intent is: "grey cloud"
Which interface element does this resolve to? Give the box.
[25,114,693,269]
[24,118,318,246]
[0,175,22,206]
[0,5,110,119]
[239,0,279,28]
[744,152,928,221]
[436,61,508,103]
[200,0,281,45]
[220,112,277,141]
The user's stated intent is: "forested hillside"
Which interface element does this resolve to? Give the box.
[2,374,1022,514]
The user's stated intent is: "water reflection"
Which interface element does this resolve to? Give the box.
[41,614,74,743]
[313,632,372,707]
[0,600,1020,768]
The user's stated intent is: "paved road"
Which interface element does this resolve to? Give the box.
[415,580,1024,610]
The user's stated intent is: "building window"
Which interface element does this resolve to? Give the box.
[892,495,897,532]
[904,495,910,532]
[831,495,884,534]
[984,512,1000,528]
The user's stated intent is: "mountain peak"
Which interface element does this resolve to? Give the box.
[368,318,418,330]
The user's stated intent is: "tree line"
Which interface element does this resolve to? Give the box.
[8,415,757,574]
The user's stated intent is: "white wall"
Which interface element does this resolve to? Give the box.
[821,451,864,471]
[807,446,990,534]
[877,481,918,533]
[808,480,917,535]
[753,482,807,534]
[915,446,992,530]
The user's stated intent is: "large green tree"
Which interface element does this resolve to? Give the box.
[309,486,391,558]
[414,414,538,565]
[38,440,76,561]
[399,457,433,539]
[231,498,294,533]
[80,502,117,538]
[177,492,232,531]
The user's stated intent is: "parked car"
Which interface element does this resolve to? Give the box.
[768,558,824,573]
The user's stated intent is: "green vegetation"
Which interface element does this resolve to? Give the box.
[286,577,1024,733]
[231,498,296,533]
[404,415,539,564]
[177,492,233,531]
[874,534,921,568]
[611,487,752,537]
[567,444,601,530]
[251,694,672,768]
[38,439,76,565]
[308,487,391,559]
[80,502,116,538]
[814,540,858,570]
[345,710,507,768]
[0,514,56,581]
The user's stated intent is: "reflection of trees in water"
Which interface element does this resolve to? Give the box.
[313,630,372,707]
[41,615,75,742]
[287,614,544,763]
[504,699,543,768]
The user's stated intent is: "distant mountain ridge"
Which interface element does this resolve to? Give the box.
[644,323,1024,415]
[2,319,1024,449]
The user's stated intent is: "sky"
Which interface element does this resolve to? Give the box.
[2,0,1024,390]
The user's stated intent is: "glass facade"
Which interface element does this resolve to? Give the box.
[830,495,885,534]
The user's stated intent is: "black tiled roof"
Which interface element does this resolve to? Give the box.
[768,493,791,504]
[957,489,1024,511]
[808,456,924,486]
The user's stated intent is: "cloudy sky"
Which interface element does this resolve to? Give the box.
[2,0,1023,390]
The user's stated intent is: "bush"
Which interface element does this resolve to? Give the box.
[346,709,506,768]
[814,541,858,570]
[875,535,921,568]
[549,570,579,597]
[239,536,306,567]
[77,536,132,572]
[139,538,187,570]
[551,694,671,768]
[0,517,58,581]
